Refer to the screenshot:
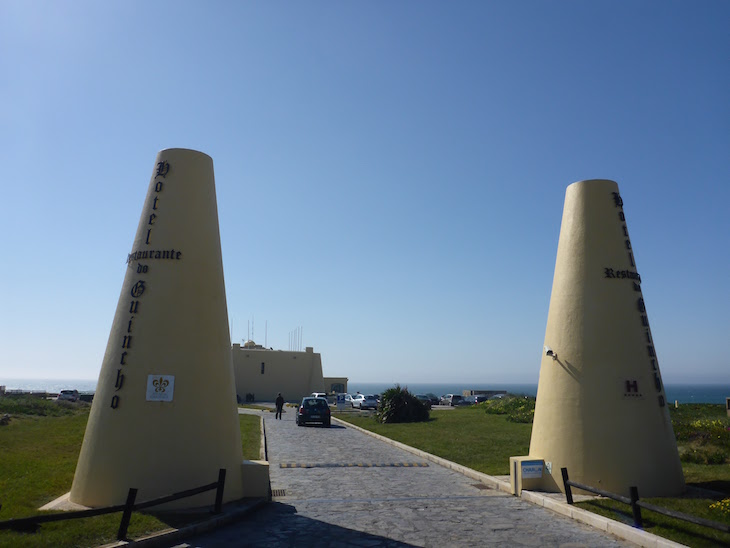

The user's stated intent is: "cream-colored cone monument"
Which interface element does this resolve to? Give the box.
[528,179,684,497]
[70,149,249,508]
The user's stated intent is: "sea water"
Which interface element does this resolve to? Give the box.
[347,382,730,405]
[1,378,728,404]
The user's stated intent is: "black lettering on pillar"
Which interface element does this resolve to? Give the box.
[127,317,134,333]
[131,281,146,298]
[115,369,125,390]
[654,373,662,391]
[658,395,665,407]
[130,300,139,314]
[626,380,638,393]
[647,345,656,357]
[156,161,169,178]
[111,395,120,409]
[153,196,160,210]
[122,336,132,349]
[120,351,127,365]
[637,298,646,314]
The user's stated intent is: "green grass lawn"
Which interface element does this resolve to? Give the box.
[335,405,531,475]
[0,397,261,548]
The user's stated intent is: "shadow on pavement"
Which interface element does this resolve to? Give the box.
[172,501,416,547]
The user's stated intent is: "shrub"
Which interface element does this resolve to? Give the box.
[376,385,429,424]
[679,446,729,465]
[709,498,730,519]
[0,395,84,417]
[481,395,536,423]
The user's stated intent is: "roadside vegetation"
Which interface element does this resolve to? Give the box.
[481,394,536,423]
[0,395,260,548]
[337,403,530,475]
[375,385,429,424]
[336,395,730,547]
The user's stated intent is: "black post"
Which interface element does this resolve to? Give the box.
[214,468,226,514]
[630,486,643,528]
[561,468,574,505]
[117,488,138,540]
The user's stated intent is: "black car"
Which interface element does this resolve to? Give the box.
[296,397,331,427]
[415,394,432,409]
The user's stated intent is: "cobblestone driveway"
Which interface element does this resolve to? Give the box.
[173,409,630,547]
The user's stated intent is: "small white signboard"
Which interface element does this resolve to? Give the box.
[146,375,175,402]
[521,460,544,479]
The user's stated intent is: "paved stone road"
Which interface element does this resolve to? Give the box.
[172,409,630,547]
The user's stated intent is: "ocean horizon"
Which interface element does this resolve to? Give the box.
[1,378,729,405]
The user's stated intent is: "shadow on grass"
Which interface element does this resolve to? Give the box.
[688,480,730,496]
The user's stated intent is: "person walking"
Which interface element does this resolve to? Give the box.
[275,393,285,420]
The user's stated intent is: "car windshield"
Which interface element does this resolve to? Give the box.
[303,399,328,410]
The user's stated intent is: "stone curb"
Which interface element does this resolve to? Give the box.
[332,416,687,548]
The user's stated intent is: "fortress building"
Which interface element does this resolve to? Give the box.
[231,341,347,402]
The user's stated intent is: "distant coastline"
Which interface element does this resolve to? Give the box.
[347,382,730,405]
[1,378,728,405]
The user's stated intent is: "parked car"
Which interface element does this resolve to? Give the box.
[311,392,328,399]
[57,389,79,402]
[426,393,440,405]
[344,394,356,406]
[440,394,463,406]
[415,394,432,409]
[296,397,331,427]
[352,394,378,410]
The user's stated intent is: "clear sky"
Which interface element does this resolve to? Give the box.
[1,1,728,385]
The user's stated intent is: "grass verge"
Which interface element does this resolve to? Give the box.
[335,405,531,475]
[0,397,261,548]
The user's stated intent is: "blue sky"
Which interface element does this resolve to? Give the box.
[1,1,727,385]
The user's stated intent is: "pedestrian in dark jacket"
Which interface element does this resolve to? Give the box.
[275,393,285,419]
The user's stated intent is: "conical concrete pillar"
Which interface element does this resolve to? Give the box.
[70,148,245,508]
[529,179,684,497]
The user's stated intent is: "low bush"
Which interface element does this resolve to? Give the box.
[709,498,730,519]
[376,385,429,424]
[670,405,730,465]
[679,446,729,465]
[0,395,87,417]
[480,394,536,423]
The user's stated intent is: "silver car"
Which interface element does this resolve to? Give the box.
[353,394,378,410]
